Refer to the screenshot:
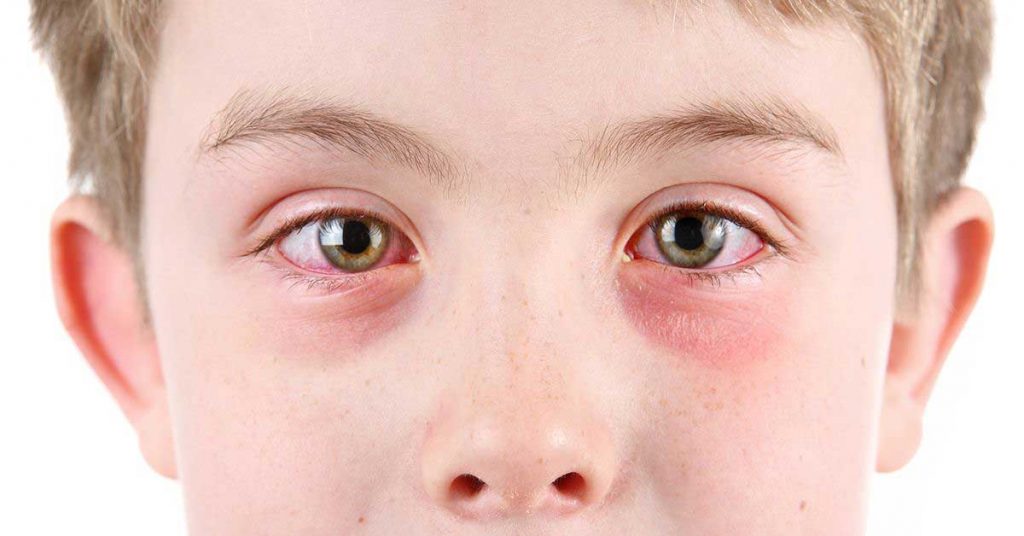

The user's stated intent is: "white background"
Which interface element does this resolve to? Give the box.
[0,2,1020,534]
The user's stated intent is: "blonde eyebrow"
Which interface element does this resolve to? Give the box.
[566,95,842,181]
[200,88,841,200]
[199,88,470,197]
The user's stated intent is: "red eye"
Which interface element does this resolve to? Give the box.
[628,210,764,269]
[278,214,416,274]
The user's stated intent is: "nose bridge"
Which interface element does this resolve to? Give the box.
[418,191,620,520]
[455,193,582,346]
[419,265,621,519]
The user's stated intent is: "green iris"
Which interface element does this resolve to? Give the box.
[318,216,389,272]
[654,212,727,268]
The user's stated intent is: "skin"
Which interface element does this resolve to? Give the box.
[50,0,994,534]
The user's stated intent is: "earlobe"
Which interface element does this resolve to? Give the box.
[137,393,178,478]
[877,322,924,472]
[50,195,177,479]
[877,186,994,472]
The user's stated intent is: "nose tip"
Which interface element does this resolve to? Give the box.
[421,409,618,521]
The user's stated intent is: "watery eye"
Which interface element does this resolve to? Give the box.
[630,210,764,269]
[279,215,393,273]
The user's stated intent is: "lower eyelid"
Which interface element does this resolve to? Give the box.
[262,254,422,303]
[613,262,785,367]
[621,254,774,298]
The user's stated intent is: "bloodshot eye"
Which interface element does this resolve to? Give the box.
[629,209,765,270]
[278,214,396,274]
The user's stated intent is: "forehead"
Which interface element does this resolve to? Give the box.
[155,0,881,172]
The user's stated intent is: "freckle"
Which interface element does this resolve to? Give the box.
[703,400,724,411]
[860,356,866,368]
[799,500,807,512]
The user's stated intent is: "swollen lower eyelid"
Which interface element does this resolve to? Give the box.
[613,259,785,368]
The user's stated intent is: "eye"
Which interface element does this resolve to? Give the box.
[628,207,765,270]
[277,213,407,273]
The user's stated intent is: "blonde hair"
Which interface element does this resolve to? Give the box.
[31,0,991,314]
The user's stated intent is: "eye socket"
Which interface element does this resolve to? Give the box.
[628,206,765,270]
[276,212,409,274]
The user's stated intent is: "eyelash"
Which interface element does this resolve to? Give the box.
[242,206,406,293]
[243,199,791,290]
[630,198,793,287]
[243,205,396,259]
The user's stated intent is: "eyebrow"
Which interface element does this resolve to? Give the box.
[199,88,470,196]
[200,88,841,198]
[568,96,841,179]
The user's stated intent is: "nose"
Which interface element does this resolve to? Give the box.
[420,387,619,521]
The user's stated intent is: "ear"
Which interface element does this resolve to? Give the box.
[877,186,994,472]
[50,195,177,479]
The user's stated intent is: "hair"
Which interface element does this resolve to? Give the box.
[31,0,991,315]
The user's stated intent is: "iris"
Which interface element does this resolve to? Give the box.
[655,212,728,268]
[318,216,389,271]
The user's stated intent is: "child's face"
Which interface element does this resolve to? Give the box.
[142,0,896,533]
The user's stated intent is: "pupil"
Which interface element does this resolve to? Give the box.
[341,220,372,254]
[674,217,705,250]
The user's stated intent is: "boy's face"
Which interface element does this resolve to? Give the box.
[142,0,895,533]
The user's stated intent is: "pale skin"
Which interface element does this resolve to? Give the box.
[50,0,994,534]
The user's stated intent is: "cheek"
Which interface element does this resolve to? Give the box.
[613,260,793,369]
[149,261,423,415]
[151,266,426,530]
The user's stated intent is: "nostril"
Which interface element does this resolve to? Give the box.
[551,472,587,500]
[449,473,487,499]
